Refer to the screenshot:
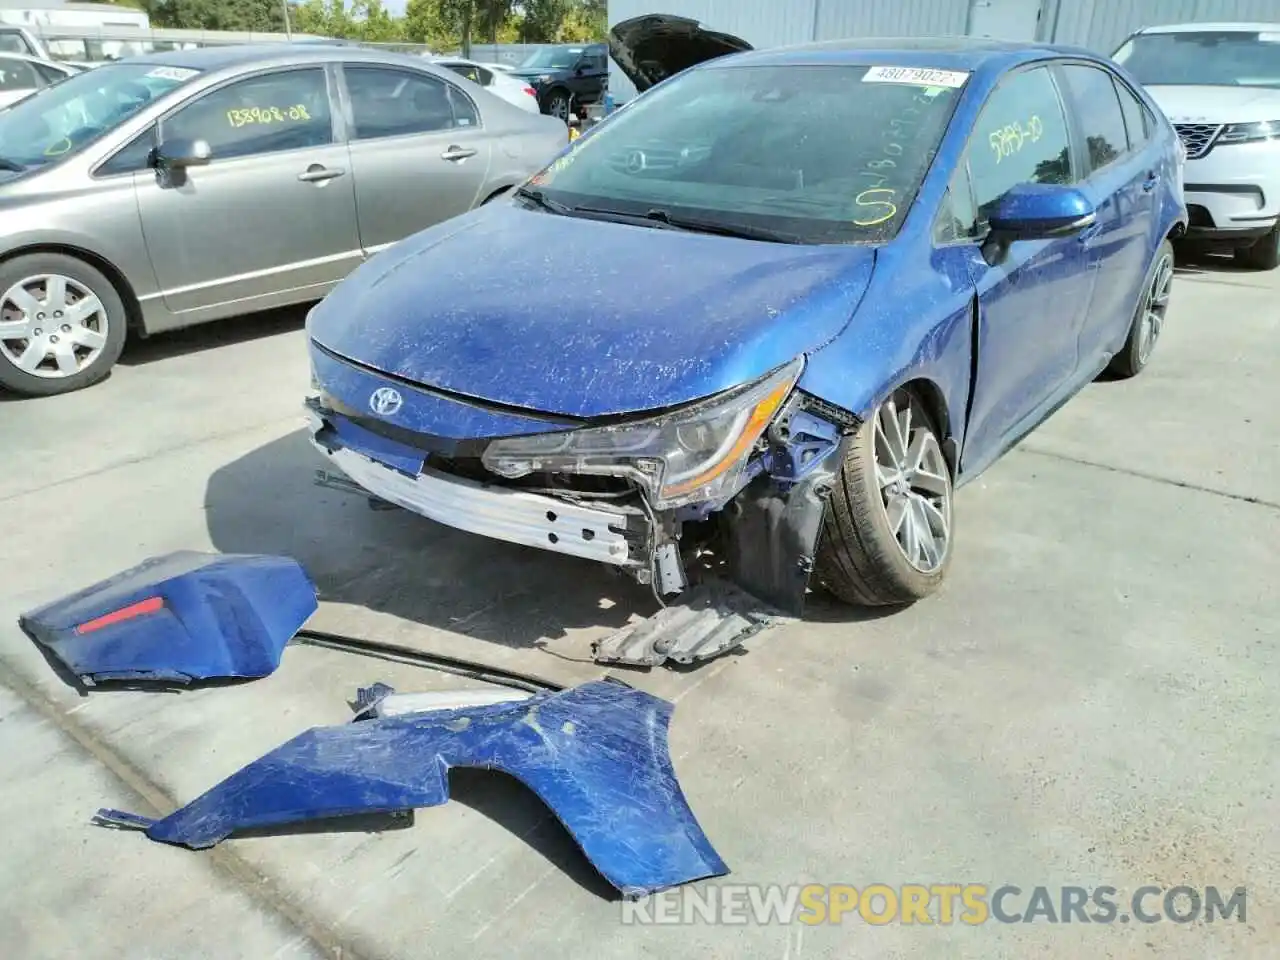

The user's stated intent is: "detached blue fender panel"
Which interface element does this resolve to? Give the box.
[97,678,728,897]
[18,551,317,685]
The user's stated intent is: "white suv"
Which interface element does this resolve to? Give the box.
[1114,23,1280,269]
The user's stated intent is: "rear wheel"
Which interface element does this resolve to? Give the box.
[1107,240,1173,379]
[1234,221,1280,271]
[0,253,126,397]
[815,387,954,607]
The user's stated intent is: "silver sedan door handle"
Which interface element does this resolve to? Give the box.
[298,166,345,183]
[441,145,478,162]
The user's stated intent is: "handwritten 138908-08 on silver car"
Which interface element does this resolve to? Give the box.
[0,43,569,397]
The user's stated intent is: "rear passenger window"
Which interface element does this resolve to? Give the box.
[967,66,1073,226]
[345,66,479,140]
[1114,79,1152,150]
[1059,65,1129,175]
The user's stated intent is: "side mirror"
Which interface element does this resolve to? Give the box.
[986,182,1096,241]
[152,137,211,170]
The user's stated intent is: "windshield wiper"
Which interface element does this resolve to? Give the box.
[514,186,573,215]
[637,208,801,244]
[0,158,26,172]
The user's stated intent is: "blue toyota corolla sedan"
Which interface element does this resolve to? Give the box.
[304,23,1187,623]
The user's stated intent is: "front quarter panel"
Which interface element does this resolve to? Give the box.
[0,168,157,303]
[799,241,976,458]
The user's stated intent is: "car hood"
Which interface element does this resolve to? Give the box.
[1144,84,1280,123]
[308,203,877,419]
[608,14,753,93]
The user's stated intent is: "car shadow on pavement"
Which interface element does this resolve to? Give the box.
[1173,246,1255,276]
[118,306,310,366]
[204,428,652,658]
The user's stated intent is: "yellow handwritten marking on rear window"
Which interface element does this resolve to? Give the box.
[225,105,313,128]
[43,137,73,157]
[988,115,1043,163]
[853,188,898,227]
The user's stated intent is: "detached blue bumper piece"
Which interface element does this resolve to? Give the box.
[96,678,728,897]
[19,551,317,685]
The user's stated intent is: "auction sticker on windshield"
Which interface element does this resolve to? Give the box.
[146,66,200,82]
[862,66,969,88]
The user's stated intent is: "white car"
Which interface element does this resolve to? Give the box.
[432,57,540,113]
[1114,23,1280,269]
[0,51,78,108]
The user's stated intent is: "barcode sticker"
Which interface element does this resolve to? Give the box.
[146,66,199,82]
[863,66,969,88]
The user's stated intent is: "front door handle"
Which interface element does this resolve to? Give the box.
[298,165,345,183]
[441,145,478,162]
[1142,170,1160,192]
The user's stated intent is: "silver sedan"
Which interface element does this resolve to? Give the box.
[0,44,569,396]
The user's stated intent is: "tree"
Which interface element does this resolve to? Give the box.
[142,0,288,31]
[520,0,571,43]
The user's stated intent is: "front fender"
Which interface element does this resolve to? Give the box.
[797,244,976,448]
[95,678,728,898]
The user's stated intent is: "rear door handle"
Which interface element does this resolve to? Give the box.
[298,166,345,183]
[441,145,478,162]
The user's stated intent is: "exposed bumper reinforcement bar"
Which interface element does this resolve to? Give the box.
[313,443,645,567]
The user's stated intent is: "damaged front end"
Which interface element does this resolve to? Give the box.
[308,356,857,665]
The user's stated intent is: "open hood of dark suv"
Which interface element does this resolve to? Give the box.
[608,14,753,93]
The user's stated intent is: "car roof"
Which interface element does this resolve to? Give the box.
[716,35,1098,72]
[1135,22,1280,34]
[120,42,430,72]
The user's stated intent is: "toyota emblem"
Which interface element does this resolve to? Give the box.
[369,386,403,416]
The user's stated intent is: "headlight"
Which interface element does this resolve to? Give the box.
[1218,120,1280,145]
[536,74,553,83]
[482,359,803,509]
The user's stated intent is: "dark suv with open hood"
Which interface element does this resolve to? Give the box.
[506,43,610,120]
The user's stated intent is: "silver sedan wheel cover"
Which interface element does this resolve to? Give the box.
[0,274,109,379]
[1137,252,1173,366]
[873,393,953,575]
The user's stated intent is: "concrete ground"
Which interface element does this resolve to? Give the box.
[0,254,1275,959]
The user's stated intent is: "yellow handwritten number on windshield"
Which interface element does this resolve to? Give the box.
[854,188,898,227]
[226,105,313,128]
[43,137,73,157]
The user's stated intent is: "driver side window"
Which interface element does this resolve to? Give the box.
[162,68,333,162]
[966,66,1074,231]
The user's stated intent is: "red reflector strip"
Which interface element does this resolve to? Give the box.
[74,596,164,635]
[523,86,536,96]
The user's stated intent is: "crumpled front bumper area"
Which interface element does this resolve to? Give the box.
[96,678,729,898]
[307,401,647,569]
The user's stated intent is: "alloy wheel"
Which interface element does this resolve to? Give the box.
[0,274,109,379]
[547,92,571,120]
[872,391,952,574]
[1137,252,1173,366]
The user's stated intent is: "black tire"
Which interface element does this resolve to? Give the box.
[814,387,954,607]
[0,253,127,397]
[1234,221,1280,271]
[1107,239,1174,380]
[542,88,572,120]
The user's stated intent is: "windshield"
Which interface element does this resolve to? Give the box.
[521,46,585,71]
[523,63,965,244]
[0,61,199,168]
[1114,30,1280,88]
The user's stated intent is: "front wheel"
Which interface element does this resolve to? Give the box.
[543,88,572,120]
[814,387,954,607]
[0,253,127,397]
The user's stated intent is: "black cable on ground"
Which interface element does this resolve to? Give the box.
[291,628,566,693]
